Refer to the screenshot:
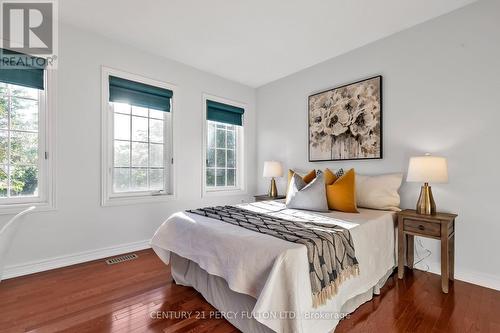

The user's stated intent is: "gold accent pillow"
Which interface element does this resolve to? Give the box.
[324,168,344,185]
[326,169,359,213]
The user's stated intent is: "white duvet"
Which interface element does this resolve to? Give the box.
[150,201,396,333]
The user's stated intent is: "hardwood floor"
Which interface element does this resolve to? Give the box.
[0,249,498,333]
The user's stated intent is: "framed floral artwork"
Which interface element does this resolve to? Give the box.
[308,75,382,161]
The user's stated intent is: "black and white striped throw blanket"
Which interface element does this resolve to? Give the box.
[188,205,359,308]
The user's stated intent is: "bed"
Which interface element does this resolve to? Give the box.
[150,200,397,333]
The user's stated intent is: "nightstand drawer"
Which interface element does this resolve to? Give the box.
[403,219,440,237]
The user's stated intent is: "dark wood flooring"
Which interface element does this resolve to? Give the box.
[0,249,498,333]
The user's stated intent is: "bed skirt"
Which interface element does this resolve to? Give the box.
[170,253,394,333]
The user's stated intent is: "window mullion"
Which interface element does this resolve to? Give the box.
[128,105,132,191]
[234,127,237,188]
[163,113,168,192]
[213,123,216,187]
[37,88,44,199]
[225,127,228,186]
[147,109,151,190]
[6,90,11,198]
[109,103,114,183]
[215,149,217,186]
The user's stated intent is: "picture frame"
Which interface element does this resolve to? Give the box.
[308,75,383,162]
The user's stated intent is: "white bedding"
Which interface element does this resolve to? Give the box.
[150,201,396,333]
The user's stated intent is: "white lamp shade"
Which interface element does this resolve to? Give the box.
[407,155,448,183]
[263,161,283,178]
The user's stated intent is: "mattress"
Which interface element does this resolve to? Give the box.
[151,201,397,333]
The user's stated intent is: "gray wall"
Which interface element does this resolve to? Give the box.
[256,0,500,289]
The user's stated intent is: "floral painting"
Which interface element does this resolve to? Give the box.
[308,76,382,161]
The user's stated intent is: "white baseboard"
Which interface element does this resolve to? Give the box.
[4,241,499,292]
[2,239,151,280]
[414,261,500,291]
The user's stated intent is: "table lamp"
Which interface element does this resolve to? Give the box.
[263,161,283,197]
[407,154,448,215]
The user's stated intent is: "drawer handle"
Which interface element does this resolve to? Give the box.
[418,225,425,231]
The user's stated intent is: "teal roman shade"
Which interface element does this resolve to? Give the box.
[109,76,173,112]
[0,49,45,90]
[206,100,244,126]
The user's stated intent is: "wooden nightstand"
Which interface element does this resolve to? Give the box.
[397,209,458,293]
[254,195,286,202]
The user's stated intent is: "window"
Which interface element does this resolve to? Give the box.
[102,68,175,206]
[112,103,169,193]
[203,97,244,194]
[0,49,54,212]
[206,121,238,187]
[0,83,41,198]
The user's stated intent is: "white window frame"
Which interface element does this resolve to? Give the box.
[0,70,56,214]
[202,94,246,197]
[101,67,176,206]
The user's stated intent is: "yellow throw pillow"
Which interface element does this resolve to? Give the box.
[324,168,338,185]
[326,169,358,213]
[287,169,316,197]
[324,168,346,185]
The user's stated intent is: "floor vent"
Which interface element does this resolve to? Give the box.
[105,253,138,265]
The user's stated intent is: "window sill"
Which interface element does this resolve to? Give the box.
[0,201,56,215]
[102,193,177,207]
[202,188,247,198]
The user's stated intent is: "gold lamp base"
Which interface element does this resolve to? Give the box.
[268,178,278,198]
[416,182,436,215]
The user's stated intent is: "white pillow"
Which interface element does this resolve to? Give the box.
[355,173,403,211]
[286,171,329,212]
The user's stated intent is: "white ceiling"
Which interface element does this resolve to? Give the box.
[60,0,475,87]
